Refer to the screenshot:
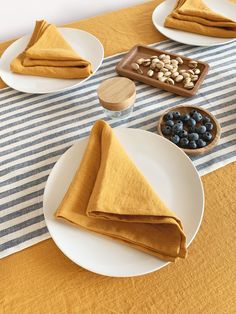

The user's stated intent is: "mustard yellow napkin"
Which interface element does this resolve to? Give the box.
[55,120,187,262]
[11,20,92,79]
[164,0,236,38]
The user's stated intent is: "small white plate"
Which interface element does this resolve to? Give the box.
[0,28,104,94]
[43,128,204,277]
[152,0,236,47]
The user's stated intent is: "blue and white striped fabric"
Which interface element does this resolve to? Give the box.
[1,39,236,258]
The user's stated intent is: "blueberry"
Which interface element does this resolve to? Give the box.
[196,125,207,134]
[176,120,183,125]
[166,120,174,127]
[162,125,172,135]
[205,122,214,131]
[188,132,199,141]
[172,123,183,134]
[190,109,198,116]
[189,126,196,133]
[178,130,188,138]
[192,111,202,122]
[180,114,190,122]
[173,111,181,119]
[202,132,212,141]
[180,137,189,147]
[203,116,211,124]
[189,140,197,149]
[171,134,180,145]
[187,118,196,127]
[197,139,207,148]
[165,112,174,121]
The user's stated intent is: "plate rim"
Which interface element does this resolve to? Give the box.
[43,127,204,277]
[0,27,104,94]
[152,1,235,47]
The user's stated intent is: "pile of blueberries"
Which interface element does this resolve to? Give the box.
[162,109,214,149]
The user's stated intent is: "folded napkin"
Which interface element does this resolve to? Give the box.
[55,120,187,262]
[11,20,92,79]
[164,0,236,38]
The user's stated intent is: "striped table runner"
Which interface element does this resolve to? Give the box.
[1,39,236,258]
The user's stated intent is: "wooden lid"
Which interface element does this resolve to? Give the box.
[97,77,136,111]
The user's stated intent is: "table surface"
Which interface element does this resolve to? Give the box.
[1,1,236,313]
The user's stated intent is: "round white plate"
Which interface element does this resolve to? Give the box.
[0,28,104,94]
[43,128,204,277]
[152,0,236,47]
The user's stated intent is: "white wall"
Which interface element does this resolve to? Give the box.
[0,0,146,41]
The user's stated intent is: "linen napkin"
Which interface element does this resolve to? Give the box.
[11,20,92,79]
[55,120,187,262]
[164,0,236,38]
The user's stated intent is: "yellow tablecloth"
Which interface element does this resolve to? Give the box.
[1,1,236,313]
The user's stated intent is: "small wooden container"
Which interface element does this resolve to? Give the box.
[116,45,209,97]
[157,105,221,156]
[97,77,136,119]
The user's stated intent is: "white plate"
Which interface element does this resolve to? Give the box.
[152,0,236,47]
[0,28,104,94]
[43,128,204,277]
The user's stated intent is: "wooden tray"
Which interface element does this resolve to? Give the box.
[116,45,209,97]
[157,105,221,156]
